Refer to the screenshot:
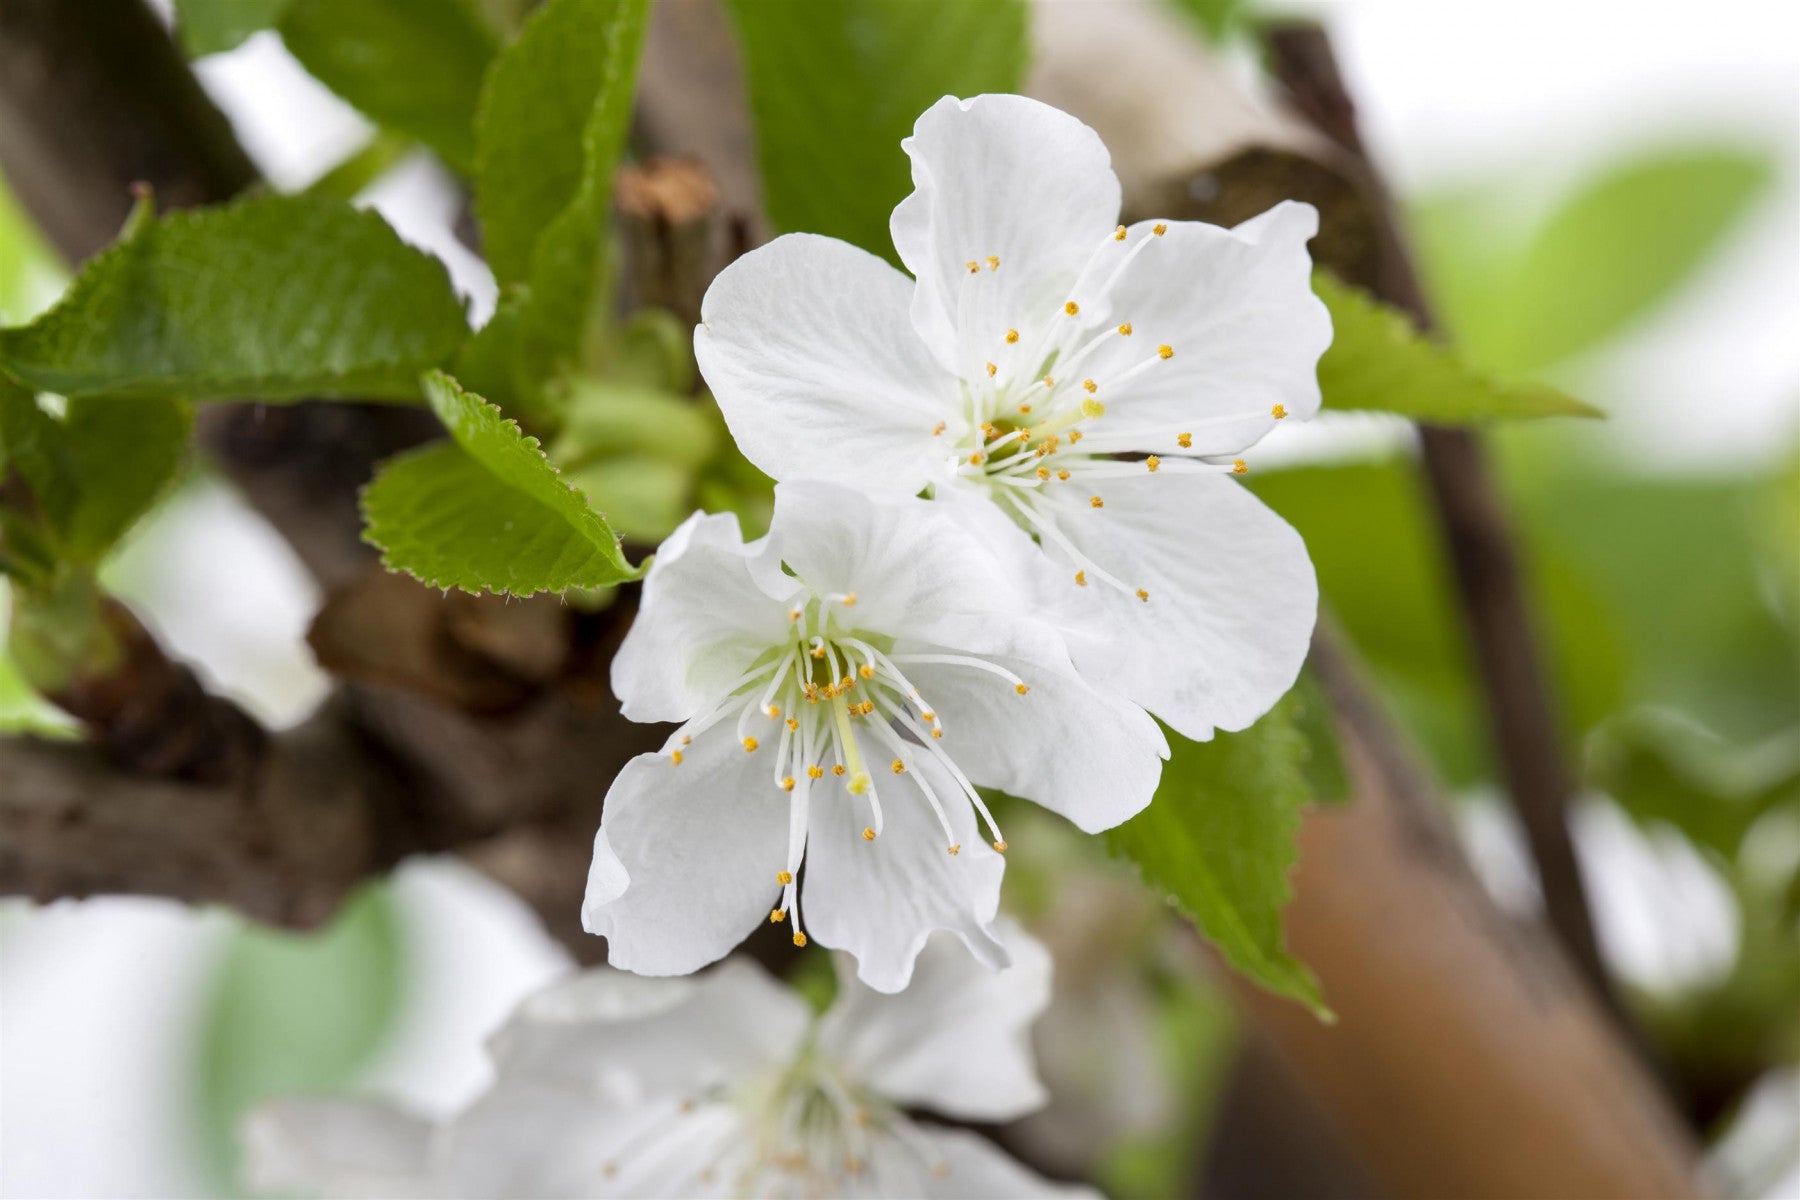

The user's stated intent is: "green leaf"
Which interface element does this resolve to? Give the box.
[473,0,647,288]
[0,173,65,324]
[362,371,638,595]
[58,396,190,561]
[1108,690,1330,1015]
[1315,272,1602,423]
[0,378,76,534]
[174,0,292,56]
[1162,0,1248,41]
[0,194,468,403]
[192,886,405,1186]
[279,0,499,173]
[726,0,1029,262]
[1422,147,1775,373]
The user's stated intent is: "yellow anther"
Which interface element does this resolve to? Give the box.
[680,735,692,745]
[1272,403,1288,419]
[786,717,799,732]
[1082,378,1098,394]
[862,701,877,716]
[764,703,781,717]
[852,1108,870,1127]
[1057,469,1070,481]
[670,749,684,765]
[1018,402,1032,414]
[859,663,874,678]
[965,260,978,274]
[891,758,905,774]
[994,839,1009,853]
[810,645,826,659]
[793,931,808,947]
[1137,588,1150,602]
[770,909,785,923]
[1233,459,1248,475]
[1042,375,1055,388]
[1075,570,1088,586]
[861,827,876,842]
[807,765,824,779]
[1177,432,1192,448]
[1015,683,1029,695]
[931,728,943,738]
[1090,495,1104,509]
[948,844,961,856]
[777,870,793,885]
[1080,397,1105,419]
[1158,344,1174,359]
[932,421,946,436]
[1036,467,1050,480]
[742,736,758,753]
[788,609,801,622]
[921,711,936,722]
[985,255,999,270]
[842,592,857,606]
[1114,224,1127,240]
[986,361,997,377]
[1146,455,1161,472]
[968,451,984,465]
[1005,328,1019,343]
[832,764,846,776]
[1153,222,1168,236]
[781,777,795,792]
[1118,322,1133,336]
[1069,430,1084,443]
[1064,300,1080,316]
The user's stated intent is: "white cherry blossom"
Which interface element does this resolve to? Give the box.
[243,930,1096,1200]
[696,93,1329,743]
[583,480,1166,992]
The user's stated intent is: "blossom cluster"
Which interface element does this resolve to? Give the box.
[248,93,1327,1199]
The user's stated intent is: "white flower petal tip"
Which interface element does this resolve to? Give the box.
[592,480,1166,984]
[242,946,1071,1198]
[692,93,1325,743]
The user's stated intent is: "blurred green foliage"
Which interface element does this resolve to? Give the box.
[192,886,408,1191]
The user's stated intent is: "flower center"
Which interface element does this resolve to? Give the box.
[655,589,1024,948]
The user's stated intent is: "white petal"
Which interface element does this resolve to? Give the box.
[915,1125,1104,1199]
[696,232,957,494]
[610,510,795,723]
[892,95,1121,372]
[1072,202,1331,457]
[240,1098,434,1199]
[819,920,1053,1122]
[442,1083,740,1200]
[894,612,1167,833]
[801,750,1008,993]
[765,481,1030,636]
[1044,471,1318,741]
[582,723,788,974]
[485,960,811,1105]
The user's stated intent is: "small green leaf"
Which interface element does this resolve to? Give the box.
[279,0,499,173]
[727,0,1029,262]
[192,886,405,1187]
[1315,272,1601,423]
[174,0,292,56]
[1108,690,1330,1016]
[362,371,638,595]
[59,396,190,561]
[0,194,468,403]
[0,378,76,533]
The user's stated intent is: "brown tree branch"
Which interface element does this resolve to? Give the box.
[1259,18,1617,1018]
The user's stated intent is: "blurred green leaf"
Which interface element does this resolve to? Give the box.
[279,0,499,173]
[1107,689,1330,1016]
[0,378,77,537]
[726,0,1029,262]
[0,176,64,324]
[1162,0,1248,41]
[0,195,468,403]
[174,0,291,56]
[472,0,649,414]
[1315,272,1602,422]
[193,886,405,1186]
[1415,146,1776,373]
[58,396,190,562]
[362,371,639,595]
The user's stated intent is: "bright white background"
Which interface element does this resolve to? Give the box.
[2,1,1795,1195]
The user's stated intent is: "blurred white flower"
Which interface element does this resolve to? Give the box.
[697,93,1327,743]
[243,928,1094,1199]
[584,481,1165,992]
